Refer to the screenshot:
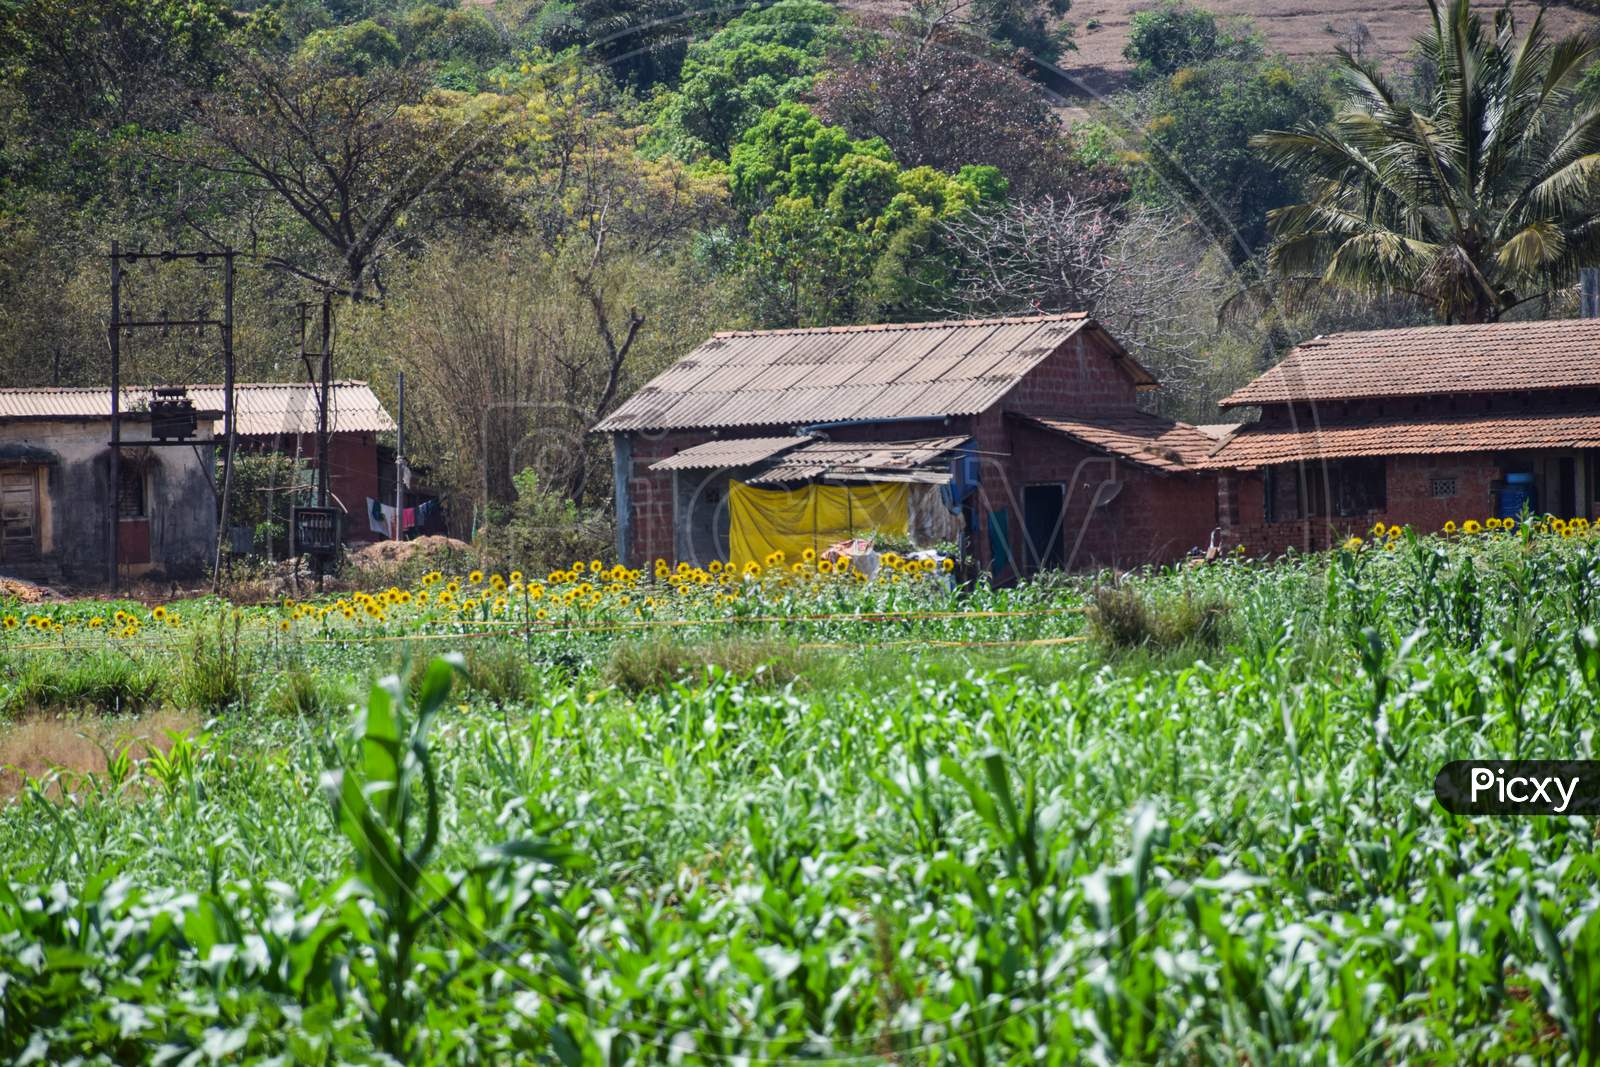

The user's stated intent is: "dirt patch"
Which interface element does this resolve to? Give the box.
[0,708,200,799]
[0,577,61,603]
[351,535,474,568]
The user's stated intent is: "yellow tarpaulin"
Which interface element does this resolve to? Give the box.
[728,480,909,567]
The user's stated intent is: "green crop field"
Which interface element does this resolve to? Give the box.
[3,523,1599,1063]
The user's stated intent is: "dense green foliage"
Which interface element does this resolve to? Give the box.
[1123,0,1260,84]
[4,529,1600,1058]
[1256,0,1600,322]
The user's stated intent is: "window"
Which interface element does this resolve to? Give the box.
[1266,460,1386,521]
[1429,476,1457,499]
[117,463,146,519]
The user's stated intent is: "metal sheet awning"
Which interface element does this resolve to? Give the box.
[746,435,969,485]
[649,436,803,471]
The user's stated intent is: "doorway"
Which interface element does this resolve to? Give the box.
[1022,483,1065,573]
[0,469,39,563]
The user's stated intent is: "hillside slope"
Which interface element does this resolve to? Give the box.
[1072,0,1591,90]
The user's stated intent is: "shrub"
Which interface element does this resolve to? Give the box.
[179,611,254,714]
[1085,583,1231,651]
[463,643,536,706]
[478,469,612,578]
[265,668,352,718]
[603,636,814,694]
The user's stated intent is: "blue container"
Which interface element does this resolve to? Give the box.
[1496,475,1535,520]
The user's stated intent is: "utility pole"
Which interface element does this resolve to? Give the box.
[211,249,236,592]
[108,242,121,592]
[394,371,405,541]
[318,289,332,509]
[107,245,233,592]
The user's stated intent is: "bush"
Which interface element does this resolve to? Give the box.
[1085,583,1231,651]
[463,643,537,706]
[478,469,612,578]
[603,636,814,694]
[179,612,254,714]
[1124,1,1261,83]
[265,668,352,718]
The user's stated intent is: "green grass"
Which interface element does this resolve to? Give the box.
[2,531,1600,1062]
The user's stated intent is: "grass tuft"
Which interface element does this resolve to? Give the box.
[603,635,815,694]
[1085,583,1231,652]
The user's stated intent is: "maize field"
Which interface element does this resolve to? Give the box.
[1,521,1599,1063]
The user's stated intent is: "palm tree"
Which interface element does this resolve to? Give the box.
[1254,0,1600,323]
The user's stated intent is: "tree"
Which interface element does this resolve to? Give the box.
[1123,1,1260,85]
[647,0,839,161]
[729,104,1003,324]
[926,198,1220,405]
[1255,0,1600,323]
[1135,57,1328,263]
[811,33,1125,202]
[183,54,519,298]
[0,0,230,201]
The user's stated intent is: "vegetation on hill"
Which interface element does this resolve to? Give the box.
[0,0,1596,529]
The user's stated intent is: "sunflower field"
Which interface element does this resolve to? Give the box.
[2,520,1600,1063]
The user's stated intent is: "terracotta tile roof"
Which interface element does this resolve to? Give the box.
[0,382,394,436]
[1220,319,1600,408]
[649,437,802,471]
[1200,407,1600,469]
[1195,422,1242,440]
[747,435,970,485]
[1013,412,1217,474]
[595,315,1158,433]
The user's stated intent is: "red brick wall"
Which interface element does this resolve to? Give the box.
[1221,454,1504,555]
[1006,332,1143,416]
[242,432,382,542]
[620,430,714,566]
[1004,422,1218,570]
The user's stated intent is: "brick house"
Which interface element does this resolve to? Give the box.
[1202,319,1600,552]
[596,314,1223,575]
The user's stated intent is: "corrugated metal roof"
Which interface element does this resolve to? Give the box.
[1221,319,1600,407]
[1197,407,1600,469]
[596,315,1157,433]
[0,382,395,436]
[748,435,969,485]
[649,437,802,471]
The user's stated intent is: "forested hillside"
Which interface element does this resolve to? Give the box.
[2,0,1597,530]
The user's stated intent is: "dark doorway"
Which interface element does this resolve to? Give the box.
[1558,456,1577,517]
[1022,484,1065,573]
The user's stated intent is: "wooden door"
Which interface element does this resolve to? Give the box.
[0,470,38,563]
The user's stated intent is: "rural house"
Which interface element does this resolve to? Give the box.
[0,388,220,583]
[1203,319,1600,551]
[0,381,398,584]
[596,314,1223,575]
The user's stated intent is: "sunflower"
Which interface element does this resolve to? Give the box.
[1486,517,1502,531]
[1343,536,1364,551]
[1462,520,1481,534]
[278,619,292,632]
[1,615,16,630]
[151,606,169,621]
[1442,520,1457,533]
[468,570,484,584]
[942,558,955,572]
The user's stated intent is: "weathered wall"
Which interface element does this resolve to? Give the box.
[0,418,216,582]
